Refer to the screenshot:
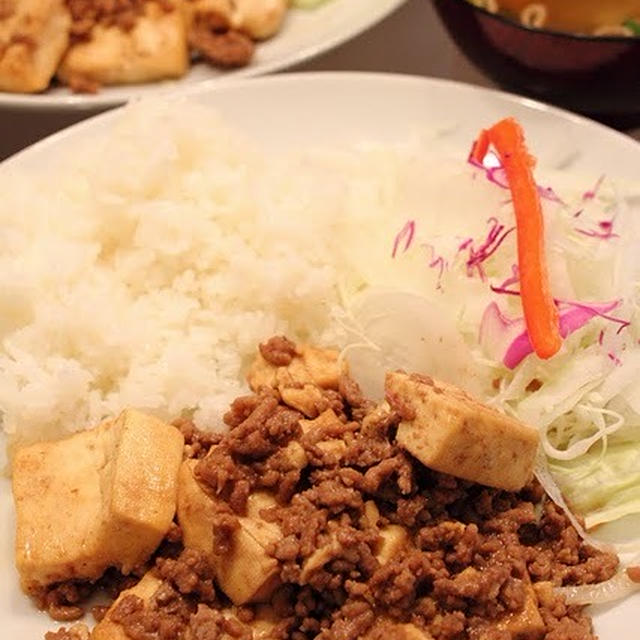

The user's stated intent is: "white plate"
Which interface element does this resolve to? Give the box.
[0,0,405,112]
[1,73,638,638]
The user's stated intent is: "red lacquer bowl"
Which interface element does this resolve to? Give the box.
[432,0,640,129]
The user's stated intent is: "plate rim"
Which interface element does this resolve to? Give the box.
[2,69,640,638]
[2,71,638,168]
[0,0,407,113]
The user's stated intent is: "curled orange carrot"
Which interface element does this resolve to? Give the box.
[469,128,490,165]
[474,117,562,360]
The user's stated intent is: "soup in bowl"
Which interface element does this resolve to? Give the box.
[433,0,640,127]
[470,0,640,37]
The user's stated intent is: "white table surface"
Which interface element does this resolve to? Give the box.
[0,0,638,161]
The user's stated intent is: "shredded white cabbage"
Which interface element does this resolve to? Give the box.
[344,167,640,548]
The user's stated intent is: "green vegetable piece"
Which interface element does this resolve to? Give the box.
[623,19,640,35]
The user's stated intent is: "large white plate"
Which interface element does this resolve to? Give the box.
[0,0,405,112]
[1,73,638,638]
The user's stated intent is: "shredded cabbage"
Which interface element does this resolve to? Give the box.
[551,442,640,529]
[343,160,640,547]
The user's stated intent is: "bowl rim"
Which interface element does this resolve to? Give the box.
[440,0,640,43]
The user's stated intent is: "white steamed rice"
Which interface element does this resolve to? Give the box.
[0,97,599,452]
[0,99,507,447]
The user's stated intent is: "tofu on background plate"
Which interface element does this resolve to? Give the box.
[0,0,290,93]
[0,0,71,92]
[58,2,189,89]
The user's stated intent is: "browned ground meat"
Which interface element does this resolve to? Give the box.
[36,560,159,627]
[37,582,93,622]
[40,337,619,640]
[44,625,89,640]
[175,417,224,460]
[260,335,298,366]
[65,0,175,41]
[110,550,218,640]
[188,18,255,69]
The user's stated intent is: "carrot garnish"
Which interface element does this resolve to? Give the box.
[469,127,490,165]
[473,117,562,360]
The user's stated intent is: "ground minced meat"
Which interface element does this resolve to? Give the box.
[44,337,619,640]
[65,0,175,41]
[187,13,255,69]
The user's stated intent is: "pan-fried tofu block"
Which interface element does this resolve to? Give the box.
[185,0,287,39]
[476,573,545,640]
[247,351,278,390]
[95,570,278,640]
[300,408,348,459]
[376,524,409,566]
[233,0,287,40]
[177,460,282,604]
[57,2,188,88]
[184,0,235,28]
[92,571,163,640]
[247,342,343,393]
[386,372,538,491]
[280,384,325,418]
[0,0,71,92]
[299,533,341,583]
[95,569,280,640]
[251,605,280,639]
[299,408,342,436]
[300,521,407,583]
[496,574,544,639]
[299,344,342,390]
[13,409,184,594]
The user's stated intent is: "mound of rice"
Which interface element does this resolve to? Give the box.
[0,100,510,448]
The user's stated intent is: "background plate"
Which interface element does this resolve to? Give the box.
[1,72,638,638]
[0,0,405,112]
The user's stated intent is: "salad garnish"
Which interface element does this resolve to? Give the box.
[472,118,562,361]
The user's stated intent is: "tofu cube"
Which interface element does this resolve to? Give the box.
[299,408,342,435]
[299,344,341,390]
[185,0,287,40]
[0,0,71,92]
[376,524,408,566]
[57,2,188,88]
[247,351,278,390]
[299,535,341,583]
[279,384,325,418]
[475,574,545,640]
[300,520,406,584]
[92,571,163,640]
[94,571,280,640]
[12,409,184,594]
[232,0,287,40]
[386,372,539,491]
[495,575,545,639]
[177,460,281,604]
[184,0,235,29]
[251,605,280,640]
[247,343,342,393]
